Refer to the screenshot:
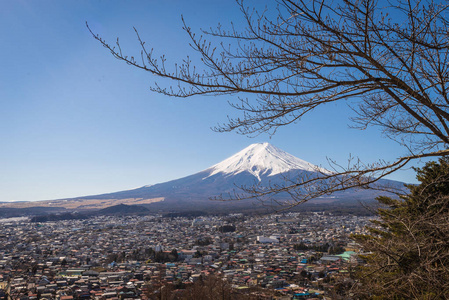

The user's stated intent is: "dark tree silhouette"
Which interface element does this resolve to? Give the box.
[352,158,449,298]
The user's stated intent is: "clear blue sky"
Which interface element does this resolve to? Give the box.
[1,0,423,202]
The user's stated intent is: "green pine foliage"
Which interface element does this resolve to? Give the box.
[352,158,449,299]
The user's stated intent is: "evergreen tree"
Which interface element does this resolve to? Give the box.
[352,158,449,299]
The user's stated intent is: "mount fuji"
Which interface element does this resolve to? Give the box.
[68,142,407,211]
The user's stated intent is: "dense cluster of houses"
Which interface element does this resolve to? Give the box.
[0,212,371,299]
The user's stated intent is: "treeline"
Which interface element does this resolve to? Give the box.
[144,274,274,300]
[106,248,179,264]
[163,211,209,218]
[0,207,65,218]
[218,225,236,232]
[30,213,88,223]
[291,204,375,216]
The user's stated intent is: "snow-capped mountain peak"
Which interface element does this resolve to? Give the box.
[207,142,330,181]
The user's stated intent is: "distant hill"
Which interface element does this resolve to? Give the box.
[0,206,66,218]
[30,212,88,223]
[96,204,149,215]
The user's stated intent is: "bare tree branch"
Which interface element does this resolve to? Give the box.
[88,0,449,206]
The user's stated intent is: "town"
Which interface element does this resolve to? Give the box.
[0,212,372,299]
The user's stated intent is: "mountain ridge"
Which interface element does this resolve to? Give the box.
[0,143,408,212]
[65,142,406,210]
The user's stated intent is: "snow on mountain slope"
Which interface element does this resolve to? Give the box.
[206,142,330,181]
[55,142,406,210]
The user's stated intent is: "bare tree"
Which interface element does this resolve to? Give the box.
[88,0,449,207]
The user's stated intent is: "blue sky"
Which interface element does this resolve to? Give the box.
[1,0,422,201]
